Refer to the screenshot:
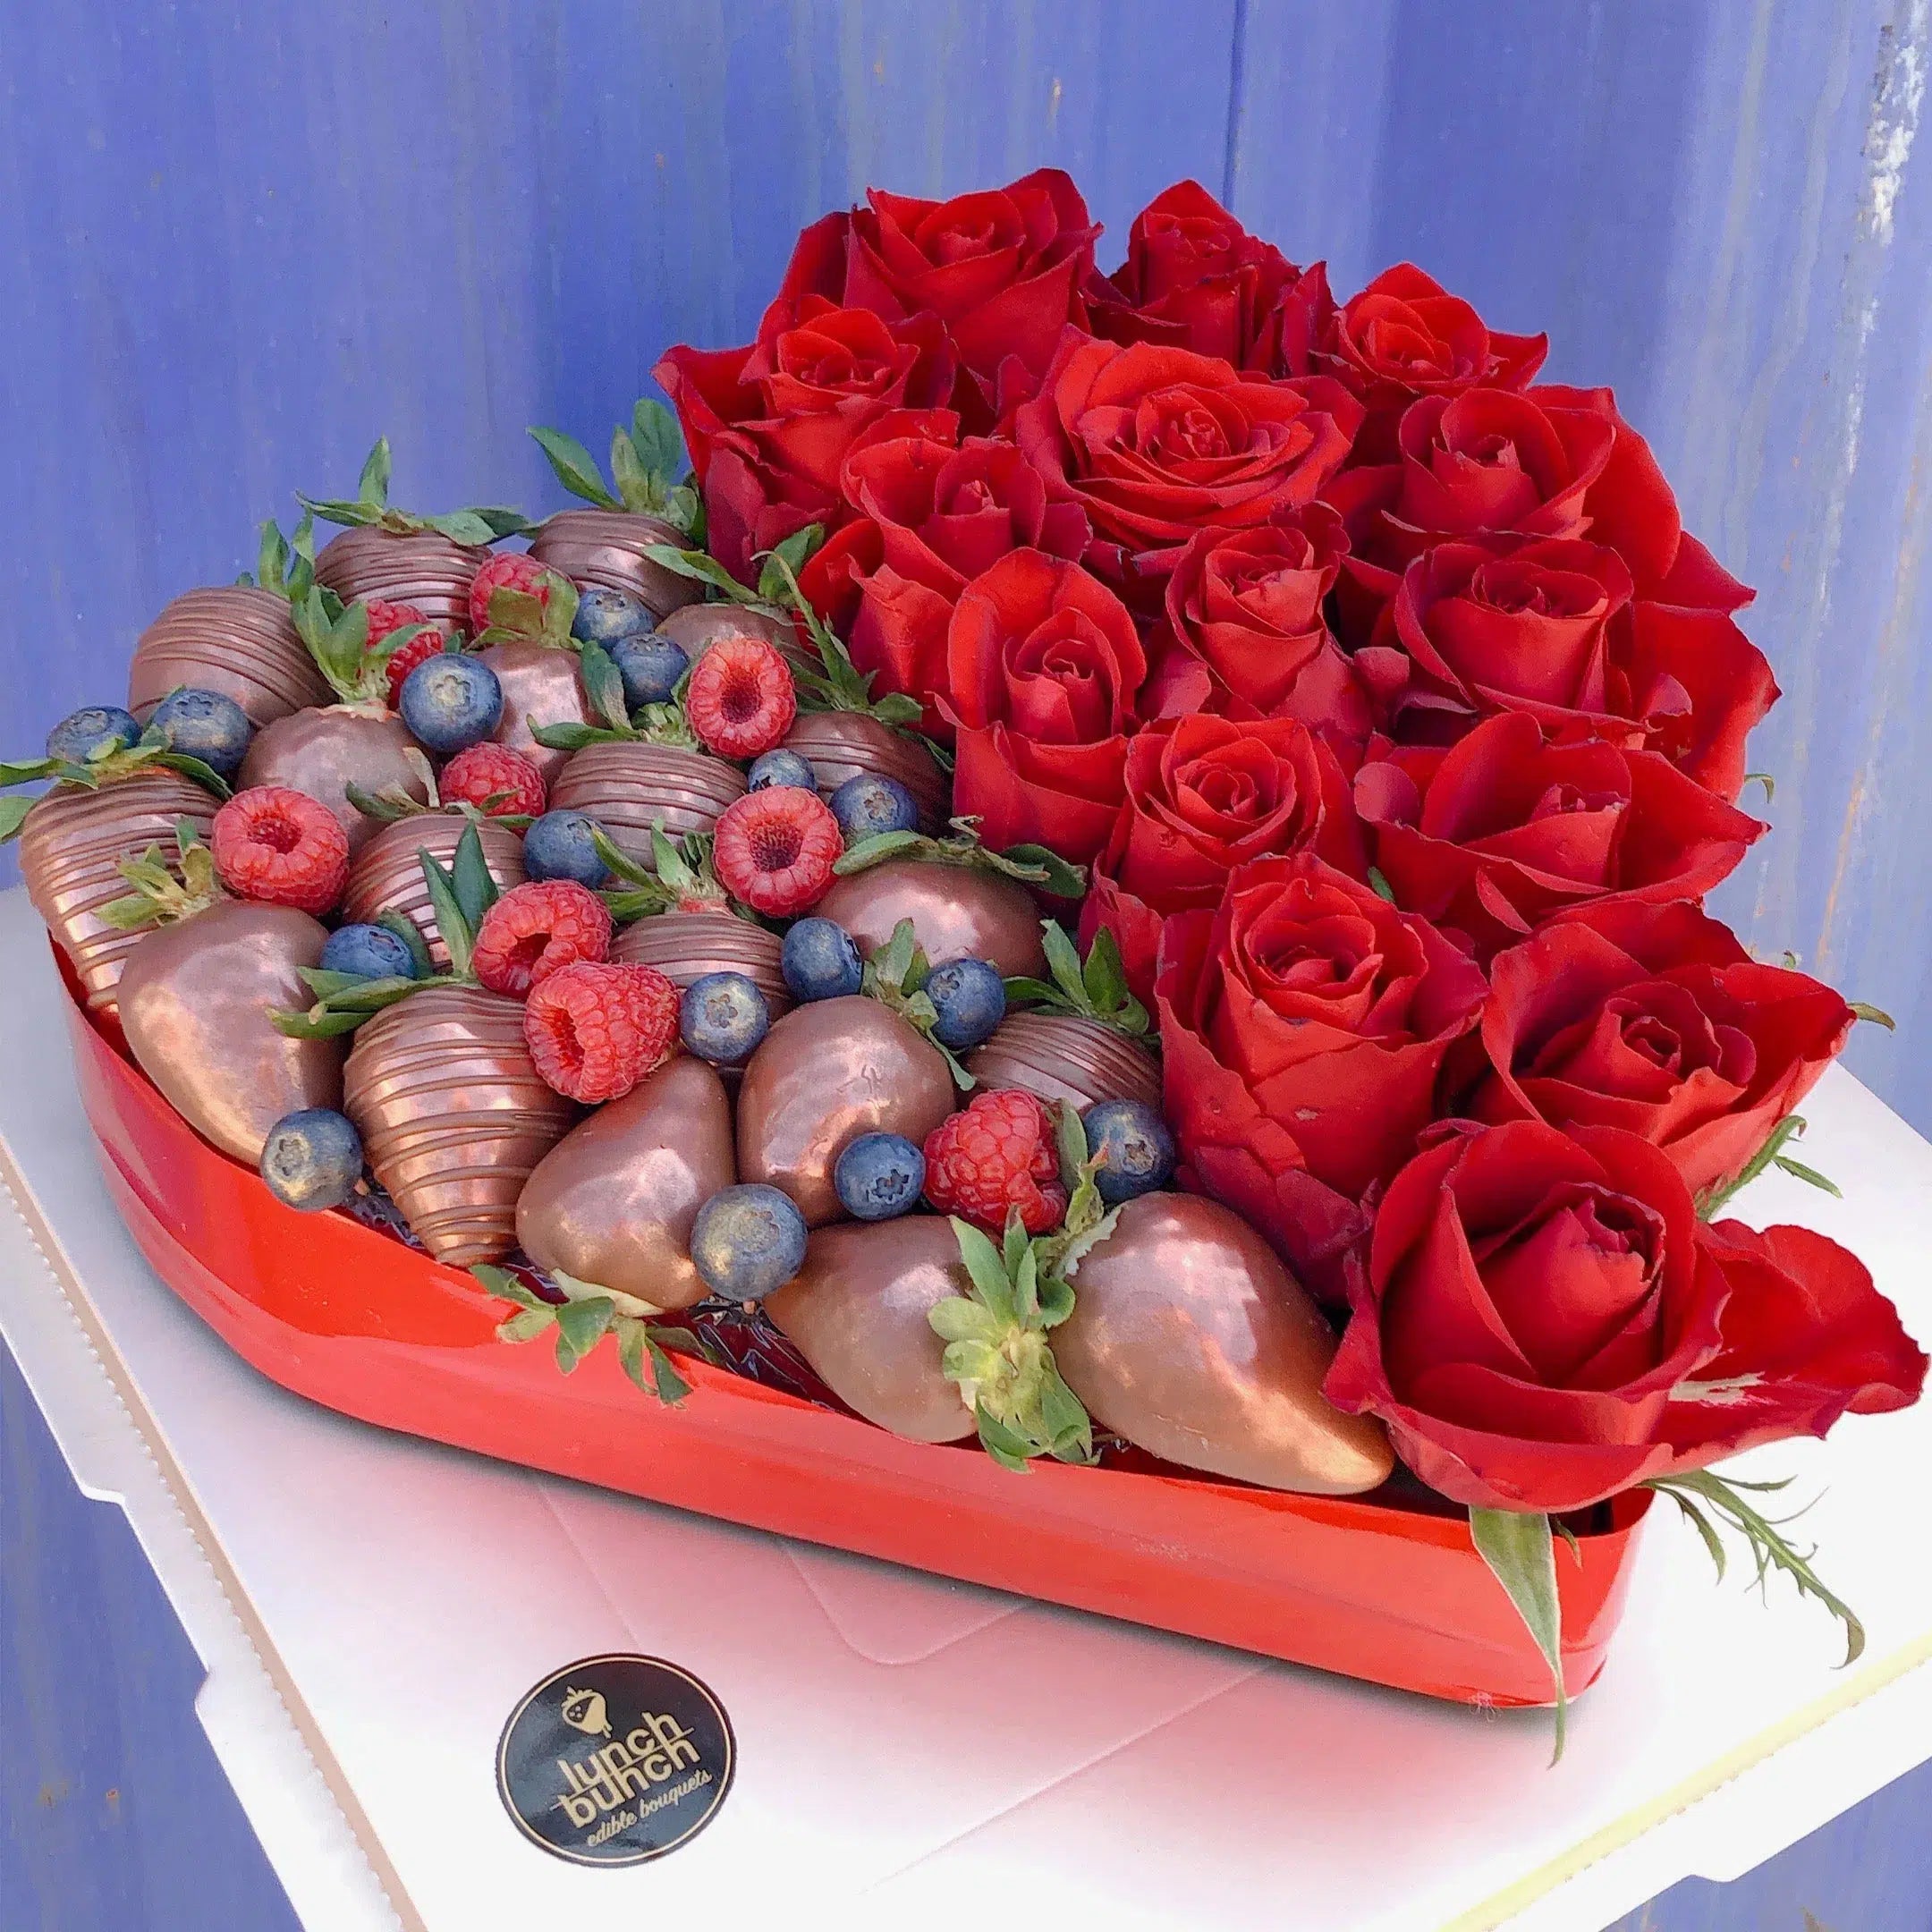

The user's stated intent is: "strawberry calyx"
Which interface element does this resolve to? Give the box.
[299,436,534,547]
[1005,922,1152,1039]
[529,640,705,754]
[292,584,441,711]
[528,400,704,543]
[271,823,501,1039]
[860,918,977,1090]
[0,727,233,844]
[234,511,320,605]
[96,820,225,931]
[928,1105,1117,1471]
[833,814,1088,901]
[471,1263,712,1406]
[344,752,535,833]
[596,823,747,922]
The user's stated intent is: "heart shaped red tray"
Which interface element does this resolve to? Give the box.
[61,962,1647,1707]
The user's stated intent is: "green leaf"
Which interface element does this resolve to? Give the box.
[0,758,57,788]
[1038,1365,1094,1462]
[757,525,826,605]
[470,1264,549,1310]
[450,820,501,932]
[974,1403,1035,1474]
[498,1307,556,1343]
[553,1294,614,1373]
[1850,1001,1896,1030]
[832,829,927,876]
[948,1216,1018,1328]
[610,423,658,513]
[270,1007,370,1039]
[0,794,36,843]
[631,398,685,486]
[1035,1274,1075,1326]
[418,848,474,979]
[1648,1468,1865,1666]
[529,426,618,508]
[150,753,233,800]
[940,1338,1002,1385]
[356,436,393,507]
[579,639,631,732]
[928,1298,1005,1346]
[425,509,501,547]
[298,495,381,529]
[1002,1213,1030,1279]
[377,910,435,979]
[470,505,538,539]
[258,519,289,592]
[1772,1155,1843,1197]
[1469,1507,1567,1762]
[1081,928,1129,1013]
[1699,1114,1811,1219]
[531,722,618,752]
[1040,921,1086,1004]
[615,1318,693,1405]
[1053,1100,1089,1195]
[1012,1243,1040,1326]
[640,543,753,600]
[1367,866,1397,903]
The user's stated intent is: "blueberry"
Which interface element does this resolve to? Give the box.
[522,809,610,886]
[398,654,503,754]
[829,773,919,839]
[834,1132,926,1222]
[46,705,140,765]
[259,1107,364,1212]
[572,585,654,648]
[924,956,1006,1049]
[679,970,770,1064]
[781,918,863,1002]
[150,688,254,776]
[608,631,689,709]
[690,1183,809,1301]
[320,923,419,982]
[1081,1099,1177,1204]
[747,748,818,793]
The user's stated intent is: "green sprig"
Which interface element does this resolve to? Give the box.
[470,1264,701,1406]
[861,918,977,1089]
[834,816,1087,901]
[1470,1507,1569,1763]
[300,435,533,544]
[1005,922,1151,1038]
[1697,1114,1840,1217]
[529,400,701,539]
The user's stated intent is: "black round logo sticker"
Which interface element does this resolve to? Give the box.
[496,1654,734,1865]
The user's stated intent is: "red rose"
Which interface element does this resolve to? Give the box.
[1080,713,1362,1000]
[1148,512,1371,752]
[1530,386,1752,613]
[832,413,1089,734]
[1084,178,1320,369]
[1284,264,1547,460]
[1354,712,1766,960]
[1157,852,1487,1291]
[654,297,955,583]
[781,170,1099,423]
[1469,901,1854,1199]
[944,550,1147,860]
[1324,1121,1925,1512]
[1014,335,1363,589]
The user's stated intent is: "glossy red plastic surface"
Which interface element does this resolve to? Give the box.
[62,966,1647,1706]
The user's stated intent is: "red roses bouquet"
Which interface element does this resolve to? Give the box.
[655,171,1926,1737]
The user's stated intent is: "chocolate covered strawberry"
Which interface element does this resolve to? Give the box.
[104,824,343,1163]
[4,718,228,1012]
[604,824,791,1016]
[128,515,333,726]
[466,557,594,784]
[526,400,707,617]
[237,585,437,851]
[538,640,746,865]
[301,436,532,632]
[284,825,575,1263]
[969,923,1162,1112]
[341,801,528,971]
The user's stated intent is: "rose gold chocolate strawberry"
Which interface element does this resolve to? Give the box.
[657,602,808,674]
[527,402,708,617]
[237,590,434,852]
[5,731,225,1013]
[466,560,589,784]
[103,828,343,1162]
[292,826,574,1264]
[301,436,530,632]
[968,925,1161,1112]
[538,641,745,865]
[602,825,789,1015]
[341,809,527,970]
[128,517,331,726]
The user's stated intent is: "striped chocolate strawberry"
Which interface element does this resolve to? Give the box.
[466,557,591,784]
[4,722,229,1013]
[281,825,573,1264]
[526,399,706,616]
[128,514,333,727]
[301,436,532,634]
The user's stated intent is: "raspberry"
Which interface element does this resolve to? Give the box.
[471,880,612,997]
[364,597,429,651]
[922,1089,1068,1235]
[685,637,798,758]
[468,552,557,637]
[382,628,453,707]
[523,962,678,1104]
[712,786,841,916]
[211,786,350,915]
[438,742,547,819]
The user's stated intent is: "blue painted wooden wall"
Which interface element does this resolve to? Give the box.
[4,0,1929,1132]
